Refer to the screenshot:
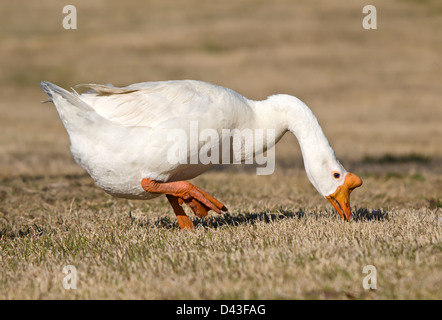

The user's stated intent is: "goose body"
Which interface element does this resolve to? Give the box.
[41,80,362,228]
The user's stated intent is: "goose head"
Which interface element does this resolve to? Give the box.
[325,172,363,221]
[303,153,362,221]
[300,135,363,221]
[271,94,363,220]
[304,152,362,221]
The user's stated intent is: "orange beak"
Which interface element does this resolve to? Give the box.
[326,173,363,221]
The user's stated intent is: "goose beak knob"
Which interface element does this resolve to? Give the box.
[325,173,363,221]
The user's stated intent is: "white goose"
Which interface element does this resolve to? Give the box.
[40,80,362,229]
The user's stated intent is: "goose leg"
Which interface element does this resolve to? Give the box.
[166,195,195,230]
[141,178,227,229]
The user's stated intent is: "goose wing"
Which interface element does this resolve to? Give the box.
[78,80,252,130]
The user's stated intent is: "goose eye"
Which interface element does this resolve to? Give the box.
[333,172,341,179]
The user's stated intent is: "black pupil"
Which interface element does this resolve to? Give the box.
[334,173,340,178]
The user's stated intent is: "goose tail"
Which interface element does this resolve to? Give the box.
[40,81,101,135]
[40,81,92,111]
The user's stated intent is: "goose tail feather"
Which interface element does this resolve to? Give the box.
[40,81,92,111]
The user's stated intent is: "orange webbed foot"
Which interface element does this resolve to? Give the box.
[141,179,227,230]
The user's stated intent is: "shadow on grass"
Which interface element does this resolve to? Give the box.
[0,209,388,239]
[0,223,45,240]
[352,208,388,221]
[149,208,388,230]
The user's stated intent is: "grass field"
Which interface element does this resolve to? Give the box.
[0,0,441,299]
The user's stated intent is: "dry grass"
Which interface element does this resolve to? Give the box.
[0,0,441,299]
